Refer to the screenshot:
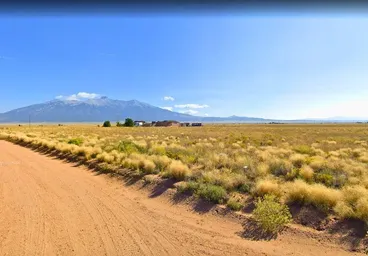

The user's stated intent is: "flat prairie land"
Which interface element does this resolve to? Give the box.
[1,123,368,254]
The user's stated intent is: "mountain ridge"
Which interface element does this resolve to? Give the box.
[0,98,367,123]
[0,97,269,123]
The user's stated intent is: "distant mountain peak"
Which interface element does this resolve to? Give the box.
[0,97,270,123]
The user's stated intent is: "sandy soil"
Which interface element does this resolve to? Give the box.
[0,140,363,256]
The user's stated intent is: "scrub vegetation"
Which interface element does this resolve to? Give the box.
[1,123,368,232]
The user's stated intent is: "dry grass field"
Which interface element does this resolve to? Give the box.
[2,123,368,231]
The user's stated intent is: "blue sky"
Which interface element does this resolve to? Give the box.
[1,14,368,119]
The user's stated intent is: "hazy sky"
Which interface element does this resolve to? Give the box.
[1,13,368,119]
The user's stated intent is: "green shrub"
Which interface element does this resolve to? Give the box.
[124,118,134,127]
[285,168,299,181]
[150,146,166,156]
[177,181,200,193]
[268,159,292,177]
[253,194,292,234]
[315,171,334,187]
[197,184,227,204]
[117,140,146,154]
[238,183,251,193]
[68,138,83,146]
[165,147,191,161]
[103,121,111,127]
[227,198,244,211]
[314,169,347,188]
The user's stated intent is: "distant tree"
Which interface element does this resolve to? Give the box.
[124,118,134,127]
[116,121,123,127]
[103,120,111,127]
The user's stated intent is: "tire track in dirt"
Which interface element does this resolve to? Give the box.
[0,141,363,256]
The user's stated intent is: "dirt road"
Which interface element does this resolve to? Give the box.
[0,141,361,256]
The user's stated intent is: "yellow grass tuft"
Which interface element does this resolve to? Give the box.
[253,179,281,197]
[289,153,306,168]
[167,160,191,180]
[299,165,314,181]
[284,179,341,211]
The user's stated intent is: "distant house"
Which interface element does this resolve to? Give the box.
[180,122,190,127]
[134,120,146,126]
[191,123,203,127]
[153,120,180,127]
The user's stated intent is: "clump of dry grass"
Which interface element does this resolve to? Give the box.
[151,155,171,171]
[267,158,293,177]
[167,160,191,180]
[201,168,248,191]
[97,152,115,163]
[256,163,269,177]
[138,158,156,174]
[290,154,306,168]
[284,179,341,211]
[334,185,368,221]
[299,165,314,182]
[308,156,326,171]
[359,152,368,163]
[253,179,282,197]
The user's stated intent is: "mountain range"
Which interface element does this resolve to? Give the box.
[0,97,269,123]
[0,97,366,123]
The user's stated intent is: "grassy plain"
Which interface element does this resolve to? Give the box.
[1,123,368,226]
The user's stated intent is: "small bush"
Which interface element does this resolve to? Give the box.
[253,179,281,197]
[315,170,334,187]
[124,118,134,127]
[151,155,171,171]
[256,163,269,177]
[284,179,341,212]
[299,165,314,182]
[177,181,200,194]
[290,154,306,168]
[150,145,166,156]
[334,185,368,221]
[238,183,251,193]
[143,174,158,184]
[308,156,326,171]
[197,184,228,204]
[118,140,146,154]
[103,121,111,127]
[167,160,191,181]
[68,138,83,146]
[96,152,115,164]
[227,197,244,211]
[165,144,189,160]
[268,158,293,177]
[252,194,292,234]
[293,145,315,155]
[139,159,156,174]
[314,169,347,188]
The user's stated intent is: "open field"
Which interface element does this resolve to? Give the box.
[1,123,368,252]
[1,140,362,256]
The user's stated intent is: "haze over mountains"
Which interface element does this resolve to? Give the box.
[0,97,366,123]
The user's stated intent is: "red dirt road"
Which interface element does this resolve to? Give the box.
[0,141,362,256]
